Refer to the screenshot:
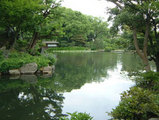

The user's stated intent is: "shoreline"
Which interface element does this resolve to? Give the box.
[47,49,129,53]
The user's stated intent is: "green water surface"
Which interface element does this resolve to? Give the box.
[0,52,143,120]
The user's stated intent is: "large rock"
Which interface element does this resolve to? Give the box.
[9,69,20,75]
[20,63,37,74]
[42,66,53,74]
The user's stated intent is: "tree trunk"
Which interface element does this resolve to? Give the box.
[155,53,159,72]
[28,31,39,50]
[133,27,151,72]
[155,61,159,72]
[7,27,17,49]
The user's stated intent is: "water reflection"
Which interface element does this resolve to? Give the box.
[61,55,134,120]
[53,52,118,92]
[0,52,141,120]
[120,52,144,72]
[0,77,65,120]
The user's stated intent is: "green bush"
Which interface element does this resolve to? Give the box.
[104,46,113,52]
[60,112,93,120]
[42,53,56,66]
[33,56,51,69]
[110,87,159,120]
[89,40,105,50]
[0,58,24,72]
[135,71,159,92]
[0,52,55,72]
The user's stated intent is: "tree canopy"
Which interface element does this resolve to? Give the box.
[0,0,127,54]
[107,0,159,72]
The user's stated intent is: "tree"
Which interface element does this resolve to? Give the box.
[106,0,159,72]
[0,0,43,49]
[0,0,62,51]
[57,8,92,47]
[56,7,110,48]
[28,0,62,51]
[87,17,109,42]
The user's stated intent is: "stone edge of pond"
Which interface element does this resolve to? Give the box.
[2,63,55,76]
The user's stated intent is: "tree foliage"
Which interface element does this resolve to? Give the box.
[56,7,109,48]
[107,0,159,71]
[0,0,127,54]
[110,87,159,120]
[0,0,62,50]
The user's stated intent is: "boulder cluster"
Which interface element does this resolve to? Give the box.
[8,63,55,75]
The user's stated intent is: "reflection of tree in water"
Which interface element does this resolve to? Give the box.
[0,52,145,120]
[52,52,118,92]
[0,77,65,120]
[120,53,144,72]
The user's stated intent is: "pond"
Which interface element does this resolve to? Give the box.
[0,52,144,120]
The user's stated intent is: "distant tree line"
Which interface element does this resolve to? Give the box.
[0,0,128,54]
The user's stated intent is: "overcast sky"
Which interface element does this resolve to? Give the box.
[62,0,115,20]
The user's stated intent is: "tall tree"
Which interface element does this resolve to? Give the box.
[87,17,109,42]
[107,0,159,72]
[0,0,62,50]
[58,8,92,46]
[27,0,62,50]
[0,0,43,49]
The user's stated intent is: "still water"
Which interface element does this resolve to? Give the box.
[0,52,143,120]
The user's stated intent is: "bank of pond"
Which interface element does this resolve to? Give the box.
[0,51,56,75]
[0,52,158,120]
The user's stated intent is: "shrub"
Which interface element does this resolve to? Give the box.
[43,53,56,65]
[104,46,113,52]
[0,58,24,72]
[110,87,159,120]
[33,56,51,69]
[135,71,159,92]
[0,52,55,72]
[60,112,93,120]
[89,40,105,50]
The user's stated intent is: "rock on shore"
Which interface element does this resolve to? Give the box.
[42,66,53,74]
[20,63,38,74]
[9,69,20,75]
[5,63,55,76]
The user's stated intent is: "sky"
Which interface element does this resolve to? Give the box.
[62,0,115,21]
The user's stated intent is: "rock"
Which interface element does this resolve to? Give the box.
[42,66,53,74]
[9,69,20,75]
[21,75,37,84]
[20,63,37,74]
